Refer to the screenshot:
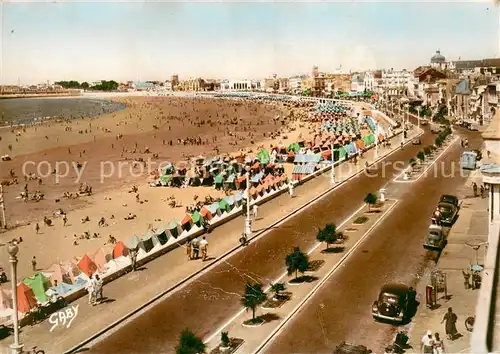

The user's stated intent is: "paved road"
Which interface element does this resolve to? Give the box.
[89,127,459,353]
[262,128,483,353]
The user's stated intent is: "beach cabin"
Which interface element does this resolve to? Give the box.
[224,174,236,190]
[113,241,129,259]
[92,247,113,271]
[47,282,81,298]
[23,273,52,303]
[460,151,477,170]
[236,174,247,190]
[218,198,230,214]
[214,174,224,190]
[77,254,98,277]
[200,206,213,221]
[16,283,37,313]
[181,214,194,232]
[191,210,205,228]
[222,196,235,212]
[166,220,181,238]
[126,235,140,250]
[154,227,169,245]
[207,203,222,219]
[47,263,74,286]
[292,165,316,181]
[139,232,160,253]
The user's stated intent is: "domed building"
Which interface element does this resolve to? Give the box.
[430,50,448,70]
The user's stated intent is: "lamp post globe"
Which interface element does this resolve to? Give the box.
[7,243,18,258]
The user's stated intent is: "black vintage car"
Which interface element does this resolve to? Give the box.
[333,342,372,354]
[434,201,459,226]
[372,283,410,323]
[439,194,459,208]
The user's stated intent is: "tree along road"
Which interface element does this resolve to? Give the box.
[89,128,454,353]
[262,128,483,353]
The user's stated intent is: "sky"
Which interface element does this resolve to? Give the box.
[0,0,499,84]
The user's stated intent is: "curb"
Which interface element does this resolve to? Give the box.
[253,200,400,353]
[64,126,421,353]
[393,136,459,183]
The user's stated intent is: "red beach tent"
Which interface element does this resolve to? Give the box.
[16,283,37,313]
[77,254,98,277]
[113,241,129,259]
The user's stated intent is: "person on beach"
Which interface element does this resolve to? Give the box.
[31,256,37,271]
[63,214,67,226]
[35,223,40,234]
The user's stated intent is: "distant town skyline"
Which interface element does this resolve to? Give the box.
[0,1,498,85]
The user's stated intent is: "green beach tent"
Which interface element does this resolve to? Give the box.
[288,142,300,153]
[218,198,229,212]
[191,210,203,226]
[214,174,224,184]
[256,149,270,165]
[23,272,51,303]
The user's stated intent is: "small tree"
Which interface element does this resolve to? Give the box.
[417,151,425,162]
[364,193,378,212]
[241,282,266,321]
[316,223,340,250]
[220,331,230,348]
[270,282,286,300]
[409,158,417,167]
[435,137,443,147]
[424,146,432,156]
[176,329,206,354]
[285,246,310,279]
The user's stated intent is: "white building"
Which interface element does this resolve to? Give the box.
[220,79,253,91]
[380,69,412,97]
[289,76,303,93]
[351,73,365,93]
[164,81,173,91]
[363,71,376,92]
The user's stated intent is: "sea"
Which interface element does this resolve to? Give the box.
[0,97,126,125]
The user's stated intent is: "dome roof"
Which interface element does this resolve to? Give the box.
[431,50,446,63]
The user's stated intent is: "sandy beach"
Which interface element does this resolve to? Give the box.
[0,96,314,278]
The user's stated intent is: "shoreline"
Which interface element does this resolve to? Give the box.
[0,93,82,100]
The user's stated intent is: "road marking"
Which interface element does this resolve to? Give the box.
[252,200,400,353]
[393,136,459,183]
[204,201,399,345]
[66,127,421,353]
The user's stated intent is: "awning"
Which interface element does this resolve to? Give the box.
[181,214,192,225]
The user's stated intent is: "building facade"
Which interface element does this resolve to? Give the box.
[380,69,412,97]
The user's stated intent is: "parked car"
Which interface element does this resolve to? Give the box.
[412,137,421,145]
[434,201,459,226]
[420,118,429,126]
[372,283,410,323]
[424,224,447,251]
[439,194,459,208]
[333,342,372,354]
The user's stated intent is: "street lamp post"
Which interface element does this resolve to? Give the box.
[244,172,252,237]
[8,243,22,354]
[375,122,379,159]
[330,142,335,184]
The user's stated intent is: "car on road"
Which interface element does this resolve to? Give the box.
[372,283,410,323]
[412,137,421,145]
[333,342,372,354]
[420,118,429,126]
[424,224,447,251]
[434,201,459,226]
[439,194,459,208]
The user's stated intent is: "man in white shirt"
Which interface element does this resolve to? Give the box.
[420,330,434,354]
[199,236,208,260]
[252,204,258,220]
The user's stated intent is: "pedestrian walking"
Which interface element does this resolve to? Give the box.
[480,184,485,198]
[200,236,208,261]
[35,223,40,234]
[186,241,193,260]
[400,141,404,150]
[252,204,258,220]
[31,256,37,271]
[192,237,200,259]
[63,214,67,226]
[421,330,434,354]
[441,307,458,340]
[288,183,294,198]
[472,182,478,197]
[94,274,103,303]
[130,247,138,271]
[86,279,96,306]
[433,333,445,353]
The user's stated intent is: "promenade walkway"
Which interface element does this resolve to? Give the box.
[0,130,416,353]
[408,169,488,353]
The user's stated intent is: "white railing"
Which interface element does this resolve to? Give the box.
[470,222,500,353]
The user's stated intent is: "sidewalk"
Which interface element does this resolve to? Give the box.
[408,170,488,353]
[0,130,416,353]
